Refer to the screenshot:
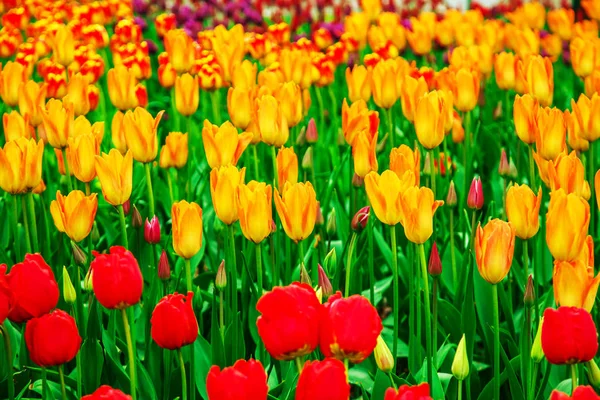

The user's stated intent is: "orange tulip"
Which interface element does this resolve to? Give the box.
[274,181,318,242]
[172,200,203,259]
[365,169,415,226]
[400,186,443,244]
[202,120,252,169]
[18,80,47,127]
[210,165,246,225]
[0,137,44,194]
[520,55,554,107]
[352,129,379,178]
[276,147,298,189]
[400,75,428,122]
[553,258,600,312]
[546,188,590,262]
[174,73,199,117]
[570,37,596,78]
[547,151,586,197]
[547,8,574,40]
[371,59,398,109]
[583,0,600,21]
[237,181,273,244]
[227,86,253,130]
[107,66,139,111]
[159,132,188,169]
[276,82,303,128]
[406,17,432,55]
[3,111,31,142]
[94,149,133,206]
[414,90,446,149]
[341,99,379,146]
[0,61,27,107]
[505,184,542,240]
[453,68,480,112]
[513,94,539,144]
[65,73,91,116]
[40,98,74,149]
[164,29,195,74]
[50,190,98,242]
[494,52,518,90]
[565,110,590,152]
[52,25,75,67]
[571,93,600,142]
[69,132,101,183]
[535,107,566,161]
[475,219,516,284]
[122,107,164,163]
[256,95,289,147]
[389,145,420,186]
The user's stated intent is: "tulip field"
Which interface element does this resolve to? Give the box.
[3,0,600,399]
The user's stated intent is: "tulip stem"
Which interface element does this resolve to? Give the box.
[58,365,67,400]
[11,195,20,261]
[61,148,74,193]
[418,243,433,389]
[523,240,529,291]
[295,357,304,374]
[458,379,463,400]
[210,90,221,125]
[144,163,155,218]
[315,87,324,132]
[367,202,375,304]
[178,349,188,400]
[271,146,278,189]
[390,226,399,364]
[1,323,14,400]
[528,145,536,189]
[42,367,47,400]
[118,204,129,249]
[386,108,394,150]
[344,232,358,297]
[429,150,437,199]
[492,284,500,400]
[20,196,32,254]
[462,111,472,209]
[450,212,457,290]
[219,289,225,340]
[252,145,260,181]
[27,193,39,253]
[571,364,578,394]
[121,308,137,400]
[228,225,239,358]
[255,243,263,295]
[432,277,438,367]
[167,171,175,205]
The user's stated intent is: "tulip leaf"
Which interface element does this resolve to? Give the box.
[81,339,104,394]
[101,330,130,388]
[436,299,462,344]
[194,334,212,400]
[371,370,392,400]
[210,295,226,369]
[136,359,158,400]
[477,355,521,400]
[360,276,392,307]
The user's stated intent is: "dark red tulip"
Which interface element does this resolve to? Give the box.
[351,206,370,232]
[151,291,198,350]
[549,386,600,400]
[384,383,432,400]
[296,358,350,400]
[467,177,484,210]
[158,250,171,280]
[428,242,442,276]
[7,254,59,323]
[91,246,143,310]
[144,216,161,244]
[25,309,81,367]
[542,307,598,365]
[319,292,382,363]
[81,385,132,399]
[256,283,321,360]
[206,359,268,400]
[0,265,12,325]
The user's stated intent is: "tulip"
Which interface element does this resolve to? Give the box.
[50,190,98,242]
[256,95,289,147]
[274,182,317,242]
[0,61,27,107]
[549,386,600,400]
[571,93,600,142]
[25,309,81,367]
[565,110,590,152]
[122,107,164,163]
[341,99,380,146]
[40,98,74,149]
[210,165,246,225]
[95,149,133,206]
[475,219,516,284]
[276,81,303,128]
[547,151,586,196]
[494,52,518,90]
[151,291,198,350]
[164,29,195,74]
[365,169,415,226]
[81,386,132,400]
[278,48,315,90]
[400,75,428,122]
[505,184,542,240]
[407,18,433,55]
[206,359,268,400]
[296,358,350,400]
[144,216,161,244]
[542,307,598,365]
[352,129,379,178]
[231,60,257,89]
[237,181,273,244]
[389,145,420,186]
[0,266,10,325]
[372,59,398,109]
[18,80,46,127]
[453,67,480,112]
[513,94,539,144]
[0,137,44,194]
[158,251,171,281]
[175,73,199,117]
[546,189,590,262]
[65,73,91,116]
[535,107,566,161]
[227,86,253,130]
[91,246,143,310]
[172,200,203,259]
[553,259,600,312]
[211,27,245,83]
[202,120,253,169]
[159,132,188,169]
[52,25,74,67]
[570,37,596,78]
[400,186,444,244]
[158,63,177,88]
[384,383,432,400]
[107,66,139,111]
[520,56,554,107]
[256,283,321,360]
[547,8,574,40]
[320,292,382,363]
[452,334,469,381]
[69,133,101,183]
[346,65,372,103]
[414,90,446,149]
[111,110,127,153]
[276,147,298,188]
[3,111,31,142]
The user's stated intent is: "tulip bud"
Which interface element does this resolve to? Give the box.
[467,177,484,210]
[423,152,431,176]
[158,250,171,280]
[352,173,364,187]
[316,203,325,226]
[318,264,333,297]
[374,335,394,373]
[531,317,545,363]
[587,360,600,388]
[71,241,87,265]
[493,101,503,120]
[84,267,94,292]
[302,147,313,170]
[144,216,161,244]
[351,206,370,232]
[300,263,312,286]
[122,199,131,215]
[524,275,535,306]
[326,208,337,235]
[216,260,227,290]
[451,334,469,381]
[132,205,142,228]
[296,126,306,146]
[498,149,510,177]
[446,181,458,207]
[324,248,337,274]
[270,219,277,234]
[509,159,518,179]
[62,266,77,304]
[91,222,100,242]
[306,118,318,143]
[428,242,442,276]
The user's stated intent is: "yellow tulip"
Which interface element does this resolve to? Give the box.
[64,73,91,116]
[371,59,398,109]
[122,107,164,163]
[352,129,379,178]
[0,61,27,107]
[453,68,480,112]
[570,37,596,78]
[546,188,590,262]
[513,94,539,144]
[231,59,257,89]
[111,110,127,153]
[278,48,315,90]
[547,151,586,197]
[94,149,133,206]
[164,29,195,74]
[210,165,246,225]
[3,111,31,142]
[40,98,74,149]
[212,25,245,83]
[535,107,566,161]
[571,93,600,142]
[365,169,415,226]
[520,55,554,107]
[107,66,139,111]
[0,137,44,194]
[256,95,289,147]
[400,186,443,244]
[360,0,382,20]
[389,145,420,186]
[341,99,380,146]
[346,65,372,103]
[505,184,542,240]
[414,90,446,149]
[276,147,298,189]
[227,86,253,130]
[159,132,188,169]
[69,133,100,183]
[237,181,273,244]
[52,25,75,67]
[18,80,47,127]
[565,110,590,152]
[50,190,98,242]
[202,120,253,169]
[345,12,370,49]
[475,219,516,284]
[172,200,203,259]
[400,75,428,122]
[553,258,600,312]
[494,52,518,90]
[406,18,432,55]
[175,73,199,117]
[274,181,318,242]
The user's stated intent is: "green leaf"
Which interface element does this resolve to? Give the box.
[136,359,158,400]
[360,276,392,307]
[81,339,103,394]
[194,334,212,400]
[371,370,392,400]
[210,295,226,368]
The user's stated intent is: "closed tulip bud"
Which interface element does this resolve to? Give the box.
[422,152,431,176]
[95,150,133,206]
[352,206,371,232]
[454,68,480,112]
[159,131,188,169]
[428,242,442,276]
[172,200,203,259]
[316,204,324,226]
[207,359,268,400]
[305,118,318,143]
[215,260,226,290]
[365,170,415,226]
[415,90,446,149]
[536,107,566,161]
[151,291,198,350]
[530,317,544,363]
[83,268,94,292]
[346,65,372,103]
[210,165,246,225]
[499,149,511,177]
[175,73,199,117]
[323,249,337,275]
[300,263,312,286]
[131,205,142,228]
[546,189,590,262]
[274,182,317,242]
[237,181,272,244]
[542,307,598,365]
[50,190,98,243]
[202,120,253,169]
[385,383,432,399]
[400,186,444,244]
[446,180,458,207]
[158,250,171,281]
[352,173,365,187]
[450,334,469,381]
[144,216,161,244]
[25,309,81,367]
[570,37,595,78]
[400,75,428,122]
[0,61,27,107]
[587,360,600,387]
[352,129,379,178]
[107,66,139,111]
[317,264,333,298]
[524,275,535,306]
[467,177,484,210]
[326,207,337,236]
[506,184,542,240]
[71,241,87,265]
[62,266,76,304]
[123,107,164,163]
[475,219,516,284]
[513,94,539,144]
[374,335,394,373]
[302,147,314,170]
[0,137,44,194]
[40,98,74,149]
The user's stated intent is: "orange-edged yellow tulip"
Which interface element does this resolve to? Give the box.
[553,259,600,312]
[0,137,44,194]
[547,8,575,40]
[360,0,382,20]
[570,37,596,78]
[64,73,91,117]
[439,90,454,134]
[274,181,317,242]
[50,190,97,242]
[69,133,100,183]
[210,165,246,225]
[546,188,590,261]
[365,169,415,226]
[494,52,518,90]
[256,95,289,147]
[406,17,432,56]
[583,0,600,21]
[535,107,566,161]
[513,94,539,144]
[541,34,563,63]
[585,67,600,97]
[237,181,273,244]
[547,151,586,196]
[414,90,446,150]
[175,73,199,117]
[571,93,600,142]
[231,59,257,89]
[159,132,188,169]
[40,98,74,149]
[573,19,599,39]
[452,110,465,143]
[505,184,542,240]
[202,120,253,169]
[453,68,480,112]
[278,48,315,90]
[52,25,75,67]
[227,86,253,130]
[435,18,455,47]
[565,110,590,152]
[172,200,203,259]
[107,66,139,111]
[212,26,245,83]
[18,80,46,127]
[276,81,303,128]
[111,110,127,153]
[0,61,27,107]
[400,186,443,244]
[341,99,380,146]
[3,111,31,142]
[372,59,399,109]
[122,107,164,163]
[276,147,298,188]
[94,149,133,206]
[164,29,195,74]
[475,219,516,284]
[389,145,420,186]
[352,129,379,178]
[344,12,370,49]
[520,56,554,107]
[400,75,428,122]
[346,65,372,104]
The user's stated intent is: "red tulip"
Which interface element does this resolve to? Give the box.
[91,246,143,310]
[428,242,442,276]
[295,358,350,400]
[319,292,382,363]
[0,265,12,325]
[25,309,81,367]
[151,291,198,350]
[384,383,432,400]
[81,385,132,400]
[158,250,171,280]
[256,283,321,360]
[351,206,370,232]
[549,386,600,400]
[467,177,484,210]
[542,307,598,365]
[144,216,161,244]
[206,359,268,400]
[7,254,59,323]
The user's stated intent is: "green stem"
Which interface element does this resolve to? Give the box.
[528,145,536,188]
[85,183,91,196]
[118,204,129,249]
[167,170,175,205]
[185,259,193,292]
[529,362,539,400]
[390,226,399,363]
[285,237,291,284]
[1,323,14,400]
[458,379,463,400]
[492,284,500,400]
[58,365,67,400]
[368,208,375,304]
[121,308,137,400]
[27,193,39,253]
[571,364,578,394]
[524,302,531,400]
[252,144,260,181]
[271,146,278,189]
[228,225,238,358]
[178,349,188,400]
[430,150,437,199]
[295,357,304,374]
[42,367,47,400]
[144,163,155,218]
[75,337,83,397]
[21,196,31,253]
[219,289,225,340]
[344,233,358,297]
[386,108,394,151]
[418,243,433,388]
[11,195,20,261]
[523,240,529,291]
[315,87,324,132]
[210,90,221,125]
[463,111,472,208]
[61,148,74,192]
[432,277,438,367]
[450,212,457,290]
[189,338,196,400]
[256,243,263,295]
